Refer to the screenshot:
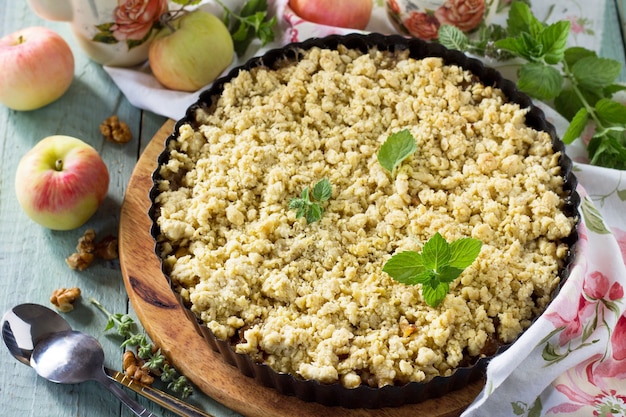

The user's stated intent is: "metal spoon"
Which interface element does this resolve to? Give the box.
[2,304,212,417]
[31,329,158,417]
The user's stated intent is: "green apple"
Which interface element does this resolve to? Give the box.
[15,135,110,231]
[149,10,234,92]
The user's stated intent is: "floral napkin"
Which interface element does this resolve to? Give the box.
[104,1,626,415]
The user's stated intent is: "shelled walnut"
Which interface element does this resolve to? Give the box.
[66,229,118,270]
[100,115,132,144]
[123,351,155,385]
[50,287,81,312]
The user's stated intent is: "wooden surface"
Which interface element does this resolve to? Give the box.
[118,119,485,417]
[0,1,625,417]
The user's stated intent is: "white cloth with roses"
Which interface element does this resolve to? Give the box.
[105,1,626,415]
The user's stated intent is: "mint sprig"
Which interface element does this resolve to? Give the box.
[289,179,332,224]
[377,129,417,177]
[383,233,482,308]
[438,1,626,170]
[216,0,276,57]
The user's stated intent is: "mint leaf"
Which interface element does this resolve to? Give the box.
[422,282,450,308]
[383,233,482,308]
[595,98,626,125]
[311,178,332,202]
[421,232,450,271]
[377,129,417,176]
[571,57,622,90]
[540,20,570,65]
[507,1,541,37]
[564,47,597,67]
[449,238,483,268]
[438,265,464,283]
[382,251,425,283]
[218,0,276,57]
[517,62,563,100]
[562,108,589,144]
[289,179,332,224]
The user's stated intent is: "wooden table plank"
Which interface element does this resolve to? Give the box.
[1,1,625,417]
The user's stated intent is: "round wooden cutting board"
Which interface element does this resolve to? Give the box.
[118,120,485,417]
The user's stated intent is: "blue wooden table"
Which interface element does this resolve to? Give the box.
[1,1,625,416]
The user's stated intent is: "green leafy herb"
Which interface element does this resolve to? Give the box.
[289,178,332,224]
[438,1,626,170]
[377,129,417,177]
[216,0,276,57]
[90,298,193,398]
[383,233,482,308]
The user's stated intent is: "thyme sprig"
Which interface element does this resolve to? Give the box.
[90,298,193,398]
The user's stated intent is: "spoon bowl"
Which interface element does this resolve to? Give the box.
[2,303,212,417]
[1,303,71,365]
[30,329,157,417]
[30,330,104,384]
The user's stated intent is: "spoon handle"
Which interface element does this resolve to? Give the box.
[97,370,158,417]
[105,368,214,417]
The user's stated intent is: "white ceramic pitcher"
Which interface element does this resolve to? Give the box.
[27,0,168,67]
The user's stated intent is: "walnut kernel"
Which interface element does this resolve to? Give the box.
[50,287,81,312]
[100,115,132,144]
[123,351,155,385]
[65,252,95,271]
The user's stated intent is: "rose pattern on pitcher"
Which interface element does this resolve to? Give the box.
[93,0,168,49]
[386,0,487,40]
[435,0,485,31]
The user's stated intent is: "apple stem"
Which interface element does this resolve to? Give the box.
[158,1,193,32]
[55,159,63,171]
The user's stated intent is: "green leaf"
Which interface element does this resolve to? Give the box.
[564,46,597,68]
[384,233,482,308]
[571,57,623,90]
[289,180,332,224]
[561,107,589,144]
[539,20,570,64]
[382,251,425,283]
[617,189,626,202]
[422,282,449,307]
[438,265,464,283]
[495,32,544,61]
[528,397,544,417]
[580,196,611,234]
[92,32,118,44]
[438,25,469,51]
[449,238,482,268]
[507,1,541,37]
[517,62,563,100]
[312,178,332,202]
[305,203,322,224]
[377,129,417,176]
[554,88,584,121]
[595,98,626,125]
[421,232,450,271]
[604,84,626,96]
[588,134,626,170]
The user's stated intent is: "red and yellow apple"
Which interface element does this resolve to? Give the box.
[288,0,373,30]
[15,135,110,231]
[149,10,234,92]
[0,27,74,111]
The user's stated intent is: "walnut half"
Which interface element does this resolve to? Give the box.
[50,287,81,312]
[100,115,132,144]
[123,351,155,385]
